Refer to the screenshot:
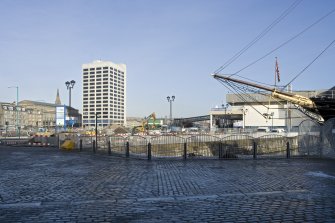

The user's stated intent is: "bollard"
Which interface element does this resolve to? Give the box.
[126,141,130,158]
[108,140,111,155]
[148,142,152,161]
[219,142,223,159]
[80,139,82,152]
[93,140,96,153]
[253,141,257,159]
[58,134,60,149]
[286,141,290,159]
[183,142,187,160]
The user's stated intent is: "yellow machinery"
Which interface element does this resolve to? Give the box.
[132,112,156,135]
[61,140,75,150]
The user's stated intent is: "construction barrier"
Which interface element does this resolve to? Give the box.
[28,135,58,147]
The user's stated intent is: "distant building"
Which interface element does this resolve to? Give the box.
[82,60,127,128]
[209,89,332,131]
[0,89,81,131]
[19,100,81,129]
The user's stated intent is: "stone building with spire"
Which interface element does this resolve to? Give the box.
[0,89,81,132]
[55,89,61,105]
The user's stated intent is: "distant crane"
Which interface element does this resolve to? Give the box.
[132,112,157,135]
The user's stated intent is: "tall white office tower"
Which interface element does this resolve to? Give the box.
[82,60,126,128]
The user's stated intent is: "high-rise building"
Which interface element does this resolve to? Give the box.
[82,60,126,128]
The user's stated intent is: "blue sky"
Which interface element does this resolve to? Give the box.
[0,0,334,118]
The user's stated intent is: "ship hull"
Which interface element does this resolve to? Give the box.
[310,97,335,122]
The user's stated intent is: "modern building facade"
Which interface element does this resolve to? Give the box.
[82,60,127,128]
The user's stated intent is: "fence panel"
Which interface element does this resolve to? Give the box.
[221,135,255,159]
[321,118,335,158]
[108,136,127,155]
[97,136,108,151]
[256,134,287,158]
[186,135,221,159]
[298,119,321,157]
[80,136,94,151]
[127,136,148,158]
[150,135,185,159]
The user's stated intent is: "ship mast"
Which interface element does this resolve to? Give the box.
[212,73,324,123]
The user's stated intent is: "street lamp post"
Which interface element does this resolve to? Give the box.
[95,112,100,149]
[241,106,248,130]
[8,86,19,137]
[167,96,175,127]
[271,112,274,130]
[65,80,75,107]
[222,103,229,129]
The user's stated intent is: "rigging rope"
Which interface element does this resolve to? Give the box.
[231,7,335,76]
[283,39,335,89]
[213,0,302,74]
[217,78,271,118]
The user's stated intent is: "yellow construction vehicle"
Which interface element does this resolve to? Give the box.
[132,112,156,135]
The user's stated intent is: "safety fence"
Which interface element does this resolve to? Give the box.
[57,133,304,160]
[298,118,335,159]
[2,118,333,160]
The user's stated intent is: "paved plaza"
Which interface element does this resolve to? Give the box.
[0,146,335,222]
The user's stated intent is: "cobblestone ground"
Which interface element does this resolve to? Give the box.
[0,146,334,222]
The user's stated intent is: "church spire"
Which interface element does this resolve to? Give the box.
[55,89,61,105]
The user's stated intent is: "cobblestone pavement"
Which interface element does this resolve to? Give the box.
[0,146,334,222]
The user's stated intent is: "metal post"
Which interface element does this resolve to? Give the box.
[69,87,71,108]
[167,96,175,128]
[58,134,60,149]
[241,106,248,130]
[286,141,290,159]
[65,80,75,108]
[253,141,257,159]
[219,142,223,159]
[126,141,130,158]
[80,139,82,152]
[170,100,172,124]
[224,107,227,129]
[183,142,187,160]
[271,112,274,130]
[93,140,96,153]
[95,113,98,150]
[108,140,111,155]
[16,87,19,137]
[148,142,152,160]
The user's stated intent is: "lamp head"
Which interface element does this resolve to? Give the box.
[167,96,170,102]
[70,80,76,87]
[65,81,70,89]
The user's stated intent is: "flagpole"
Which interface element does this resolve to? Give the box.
[274,57,277,88]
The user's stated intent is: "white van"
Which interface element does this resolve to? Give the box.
[257,127,270,132]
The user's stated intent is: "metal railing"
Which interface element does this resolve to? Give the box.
[3,119,333,160]
[66,133,301,160]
